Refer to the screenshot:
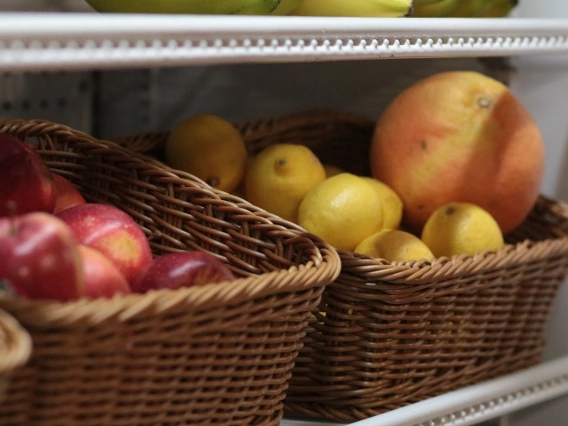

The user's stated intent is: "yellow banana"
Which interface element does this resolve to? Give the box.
[480,0,518,17]
[413,0,460,17]
[413,0,448,6]
[292,0,414,17]
[446,0,496,17]
[86,0,281,14]
[271,0,304,14]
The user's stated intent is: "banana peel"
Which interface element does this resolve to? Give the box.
[271,0,304,15]
[292,0,414,18]
[86,0,282,15]
[481,0,518,17]
[413,0,460,17]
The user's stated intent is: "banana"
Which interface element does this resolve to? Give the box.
[413,0,448,6]
[413,0,461,17]
[271,0,305,14]
[291,0,414,17]
[86,0,281,15]
[446,0,496,17]
[480,0,518,17]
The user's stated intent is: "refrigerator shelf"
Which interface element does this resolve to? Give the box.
[281,355,568,426]
[1,14,568,71]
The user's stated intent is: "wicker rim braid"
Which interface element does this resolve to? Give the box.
[0,309,31,373]
[114,109,568,422]
[0,118,341,426]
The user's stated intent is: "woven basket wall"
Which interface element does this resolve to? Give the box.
[0,119,341,426]
[116,109,568,422]
[0,309,31,406]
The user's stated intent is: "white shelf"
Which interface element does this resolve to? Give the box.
[282,355,568,426]
[2,14,568,71]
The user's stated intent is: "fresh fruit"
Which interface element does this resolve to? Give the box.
[446,0,496,17]
[292,0,413,17]
[323,164,345,179]
[78,245,131,299]
[413,0,461,17]
[370,71,544,234]
[0,213,84,301]
[271,0,304,14]
[57,203,153,284]
[86,0,282,14]
[297,173,384,251]
[361,177,403,230]
[245,144,326,223]
[52,173,87,214]
[165,115,248,193]
[480,0,518,17]
[355,229,434,262]
[131,251,235,294]
[0,135,56,217]
[421,202,505,258]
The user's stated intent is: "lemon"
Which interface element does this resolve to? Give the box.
[245,144,326,222]
[165,114,248,193]
[298,173,384,251]
[355,229,434,263]
[362,177,404,230]
[421,202,505,258]
[323,164,345,178]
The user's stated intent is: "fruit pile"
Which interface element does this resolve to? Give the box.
[85,0,518,18]
[0,135,235,302]
[164,71,544,263]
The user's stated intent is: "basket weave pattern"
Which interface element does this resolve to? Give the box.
[116,110,568,422]
[0,119,340,426]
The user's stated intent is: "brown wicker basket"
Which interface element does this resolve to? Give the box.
[0,119,341,426]
[116,109,568,422]
[0,309,32,405]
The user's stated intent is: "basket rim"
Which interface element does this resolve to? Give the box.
[0,253,337,328]
[336,235,568,284]
[0,309,32,372]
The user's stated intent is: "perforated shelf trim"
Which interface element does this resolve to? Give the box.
[2,14,568,71]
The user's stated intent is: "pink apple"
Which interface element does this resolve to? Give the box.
[78,245,131,299]
[0,212,84,301]
[131,251,235,294]
[52,173,87,214]
[0,134,56,216]
[57,203,153,284]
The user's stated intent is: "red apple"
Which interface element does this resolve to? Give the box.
[78,245,131,299]
[52,173,87,214]
[57,203,153,284]
[0,134,56,216]
[131,251,235,294]
[0,212,84,301]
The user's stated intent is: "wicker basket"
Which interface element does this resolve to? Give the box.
[0,119,341,426]
[0,309,32,405]
[116,109,568,422]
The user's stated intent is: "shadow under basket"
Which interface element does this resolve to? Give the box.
[115,109,568,422]
[0,119,341,426]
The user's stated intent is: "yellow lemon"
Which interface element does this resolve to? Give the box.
[421,202,505,258]
[165,114,247,193]
[298,173,384,251]
[323,164,345,178]
[245,144,326,222]
[355,229,434,263]
[361,177,404,230]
